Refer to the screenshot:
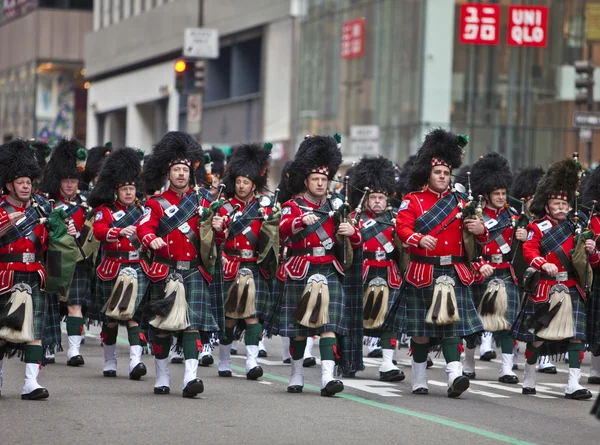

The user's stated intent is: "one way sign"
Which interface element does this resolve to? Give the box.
[183,28,219,59]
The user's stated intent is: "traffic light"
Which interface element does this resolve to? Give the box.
[574,60,595,108]
[174,59,206,94]
[193,60,205,91]
[174,59,188,93]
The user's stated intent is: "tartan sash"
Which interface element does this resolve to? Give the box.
[109,205,144,229]
[0,202,43,248]
[196,187,214,203]
[226,200,259,240]
[414,193,456,235]
[287,198,333,244]
[155,193,198,238]
[484,209,512,243]
[539,219,573,256]
[359,211,393,242]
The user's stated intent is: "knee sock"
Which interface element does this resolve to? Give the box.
[380,332,396,350]
[127,325,141,346]
[411,340,429,363]
[220,327,235,346]
[182,332,201,360]
[24,345,43,364]
[66,316,84,336]
[525,343,540,365]
[442,338,462,363]
[568,343,585,369]
[319,337,338,361]
[101,324,118,346]
[245,323,262,347]
[290,339,307,361]
[152,335,171,360]
[499,332,514,354]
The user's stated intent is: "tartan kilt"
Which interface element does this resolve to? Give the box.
[363,266,401,338]
[209,250,226,340]
[224,262,271,321]
[470,268,520,327]
[395,265,483,338]
[587,271,600,354]
[0,272,46,341]
[510,285,586,342]
[263,276,285,336]
[97,263,149,324]
[66,261,92,308]
[146,267,219,333]
[42,291,63,354]
[277,263,348,338]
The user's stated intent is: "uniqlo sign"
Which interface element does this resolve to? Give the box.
[341,18,365,59]
[459,3,500,45]
[507,5,548,47]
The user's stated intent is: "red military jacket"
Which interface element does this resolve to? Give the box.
[524,216,599,302]
[355,209,401,288]
[220,196,271,281]
[93,201,149,280]
[396,187,488,288]
[0,196,48,293]
[137,188,214,283]
[278,195,361,280]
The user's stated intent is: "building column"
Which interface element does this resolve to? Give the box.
[167,91,179,132]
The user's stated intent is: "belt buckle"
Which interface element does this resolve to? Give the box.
[128,250,140,261]
[176,260,190,270]
[241,250,253,259]
[555,271,568,282]
[440,255,452,266]
[375,250,386,261]
[490,254,503,264]
[23,253,35,263]
[313,247,326,257]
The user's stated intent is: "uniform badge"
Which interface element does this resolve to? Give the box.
[95,211,103,222]
[282,207,291,215]
[399,200,409,211]
[113,210,125,221]
[527,230,534,241]
[536,220,552,232]
[484,218,498,229]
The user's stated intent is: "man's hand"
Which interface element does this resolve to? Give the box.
[515,227,528,242]
[302,213,319,226]
[418,235,437,251]
[8,212,24,227]
[464,218,485,235]
[541,262,558,277]
[479,264,495,278]
[149,237,167,251]
[212,215,225,232]
[337,222,355,237]
[120,225,136,238]
[67,221,77,237]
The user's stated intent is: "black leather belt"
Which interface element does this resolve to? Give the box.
[224,249,258,259]
[409,254,465,265]
[0,252,42,263]
[482,253,511,264]
[104,251,141,261]
[364,251,394,261]
[287,247,331,258]
[540,272,574,282]
[153,255,200,271]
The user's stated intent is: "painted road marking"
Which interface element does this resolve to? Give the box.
[341,379,403,397]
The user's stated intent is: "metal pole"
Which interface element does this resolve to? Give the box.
[587,41,594,167]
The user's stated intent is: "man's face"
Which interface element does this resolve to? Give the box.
[546,198,569,222]
[117,185,136,206]
[367,192,387,215]
[169,164,190,190]
[235,176,255,201]
[304,173,328,198]
[6,177,32,203]
[60,178,79,198]
[211,173,221,198]
[487,189,507,210]
[428,166,451,193]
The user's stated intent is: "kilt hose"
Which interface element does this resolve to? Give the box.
[96,262,149,325]
[66,260,92,309]
[0,272,46,341]
[224,262,272,322]
[42,291,63,355]
[276,263,348,339]
[587,271,600,355]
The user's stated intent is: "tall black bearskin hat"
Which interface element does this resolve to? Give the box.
[349,156,396,208]
[141,131,204,195]
[81,142,112,185]
[209,147,225,178]
[395,155,417,197]
[582,165,600,207]
[221,142,272,199]
[529,159,580,218]
[39,138,88,196]
[277,161,294,204]
[407,128,467,191]
[470,152,512,198]
[88,147,144,208]
[29,140,52,171]
[287,134,343,196]
[0,139,42,191]
[510,167,545,201]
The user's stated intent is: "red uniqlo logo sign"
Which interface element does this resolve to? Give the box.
[341,18,365,59]
[459,3,500,45]
[507,6,548,47]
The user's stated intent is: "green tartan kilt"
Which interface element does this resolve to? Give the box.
[66,261,92,308]
[208,251,226,341]
[0,272,46,341]
[510,285,587,342]
[42,291,63,354]
[146,267,219,333]
[97,263,149,324]
[224,262,272,321]
[263,275,284,336]
[363,266,402,338]
[470,268,521,327]
[277,263,348,338]
[587,271,600,354]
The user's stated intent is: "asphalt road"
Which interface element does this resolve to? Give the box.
[1,327,598,445]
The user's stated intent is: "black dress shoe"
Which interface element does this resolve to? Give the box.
[303,357,317,368]
[218,370,232,377]
[154,386,170,395]
[182,378,204,398]
[199,355,214,367]
[522,387,536,395]
[258,349,268,358]
[538,366,557,374]
[447,376,470,398]
[565,388,593,400]
[512,364,519,371]
[230,348,237,356]
[588,376,600,384]
[170,356,184,364]
[498,374,519,384]
[103,370,117,377]
[246,366,263,380]
[412,387,429,395]
[21,387,49,400]
[379,370,405,382]
[392,359,398,366]
[129,363,147,380]
[67,355,84,367]
[320,380,344,397]
[287,385,303,393]
[368,349,383,358]
[462,371,476,380]
[479,351,496,361]
[283,358,291,364]
[342,371,356,378]
[426,357,434,369]
[45,357,55,364]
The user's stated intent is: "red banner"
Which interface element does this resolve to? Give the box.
[459,3,500,45]
[507,5,548,47]
[341,18,365,59]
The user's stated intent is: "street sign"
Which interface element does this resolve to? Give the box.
[574,111,600,127]
[187,94,202,134]
[507,5,548,47]
[459,3,500,46]
[350,125,379,157]
[183,28,219,59]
